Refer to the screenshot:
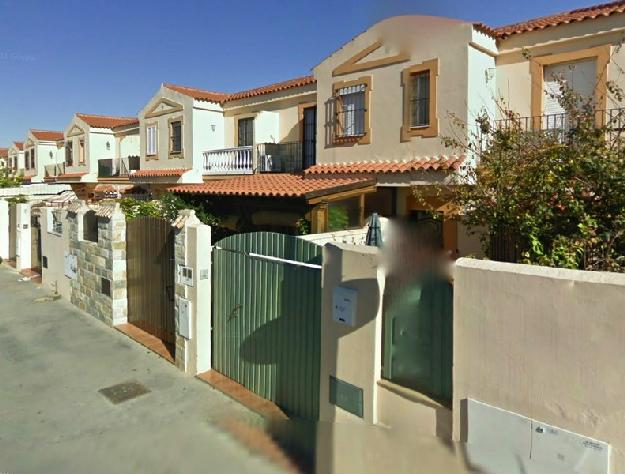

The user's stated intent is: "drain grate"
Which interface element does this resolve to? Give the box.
[99,382,150,405]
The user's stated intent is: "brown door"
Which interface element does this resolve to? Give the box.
[126,217,175,343]
[30,213,42,272]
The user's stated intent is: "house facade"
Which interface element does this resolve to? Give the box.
[308,15,495,254]
[490,1,625,122]
[0,148,7,170]
[57,113,139,199]
[7,141,24,176]
[23,130,65,183]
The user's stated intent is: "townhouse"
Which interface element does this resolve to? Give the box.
[22,130,65,184]
[56,113,140,199]
[7,141,24,176]
[0,148,7,170]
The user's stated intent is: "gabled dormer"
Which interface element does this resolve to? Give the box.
[25,129,65,183]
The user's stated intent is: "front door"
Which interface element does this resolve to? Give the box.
[302,106,317,169]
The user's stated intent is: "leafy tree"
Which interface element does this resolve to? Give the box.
[420,57,625,271]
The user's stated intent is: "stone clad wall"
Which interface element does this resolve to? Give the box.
[67,202,128,327]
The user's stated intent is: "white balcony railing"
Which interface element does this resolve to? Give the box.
[203,146,254,175]
[44,163,65,178]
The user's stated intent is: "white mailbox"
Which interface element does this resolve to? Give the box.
[177,298,192,339]
[332,286,357,326]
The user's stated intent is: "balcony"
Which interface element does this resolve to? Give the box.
[203,142,314,175]
[203,146,254,175]
[495,108,625,142]
[98,156,140,178]
[44,163,65,178]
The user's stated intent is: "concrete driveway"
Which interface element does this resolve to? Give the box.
[0,266,280,474]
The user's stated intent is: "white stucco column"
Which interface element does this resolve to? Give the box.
[15,203,31,271]
[173,210,212,374]
[0,200,8,260]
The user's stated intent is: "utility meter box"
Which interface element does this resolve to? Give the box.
[177,298,192,339]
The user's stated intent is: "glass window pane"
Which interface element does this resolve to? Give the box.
[327,197,361,231]
[411,72,430,127]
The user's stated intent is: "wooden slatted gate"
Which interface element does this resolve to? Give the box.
[212,232,322,420]
[126,217,176,344]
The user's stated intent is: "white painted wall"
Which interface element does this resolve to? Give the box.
[40,208,72,299]
[89,129,116,174]
[119,134,139,158]
[15,203,31,271]
[0,200,8,259]
[192,106,225,170]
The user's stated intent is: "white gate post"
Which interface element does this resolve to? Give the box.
[0,200,8,260]
[173,210,212,374]
[15,203,31,271]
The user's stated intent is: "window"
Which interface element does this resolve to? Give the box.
[332,78,370,144]
[25,150,30,170]
[146,124,158,156]
[169,120,182,155]
[410,71,430,127]
[79,139,85,165]
[401,59,438,140]
[327,196,362,231]
[65,140,73,166]
[237,117,254,147]
[30,148,35,169]
[543,59,596,116]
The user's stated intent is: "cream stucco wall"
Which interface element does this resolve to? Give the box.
[496,15,625,118]
[314,16,485,166]
[453,258,625,474]
[24,131,65,182]
[63,115,117,177]
[8,146,25,174]
[138,85,225,173]
[40,208,72,300]
[119,133,139,159]
[222,88,316,148]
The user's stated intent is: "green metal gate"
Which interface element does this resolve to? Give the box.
[212,232,322,420]
[383,274,453,402]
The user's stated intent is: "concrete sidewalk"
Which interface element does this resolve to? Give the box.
[0,265,280,473]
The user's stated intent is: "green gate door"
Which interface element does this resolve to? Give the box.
[213,232,322,420]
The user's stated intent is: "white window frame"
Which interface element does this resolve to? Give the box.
[146,124,158,157]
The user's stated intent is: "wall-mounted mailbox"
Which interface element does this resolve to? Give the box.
[332,286,357,326]
[178,298,192,339]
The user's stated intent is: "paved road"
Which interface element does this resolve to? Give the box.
[0,266,280,474]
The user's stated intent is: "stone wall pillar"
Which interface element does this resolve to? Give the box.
[15,203,31,271]
[173,210,212,374]
[0,200,8,260]
[68,201,127,326]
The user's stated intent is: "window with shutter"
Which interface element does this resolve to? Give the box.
[543,59,596,116]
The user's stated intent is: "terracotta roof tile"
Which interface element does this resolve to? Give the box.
[130,168,189,178]
[31,129,64,141]
[226,76,316,102]
[170,173,373,199]
[494,0,625,38]
[164,84,230,103]
[76,113,138,129]
[13,141,24,151]
[0,148,8,158]
[164,75,316,105]
[304,156,465,175]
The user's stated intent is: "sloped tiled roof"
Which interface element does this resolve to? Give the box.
[494,0,625,38]
[171,173,373,199]
[226,76,316,102]
[130,168,189,178]
[0,148,8,158]
[304,156,465,175]
[31,129,64,141]
[76,113,138,129]
[13,141,24,151]
[164,84,230,103]
[164,75,316,105]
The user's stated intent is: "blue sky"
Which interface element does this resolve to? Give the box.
[0,0,597,145]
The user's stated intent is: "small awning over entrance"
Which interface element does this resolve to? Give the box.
[170,173,375,201]
[304,156,465,176]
